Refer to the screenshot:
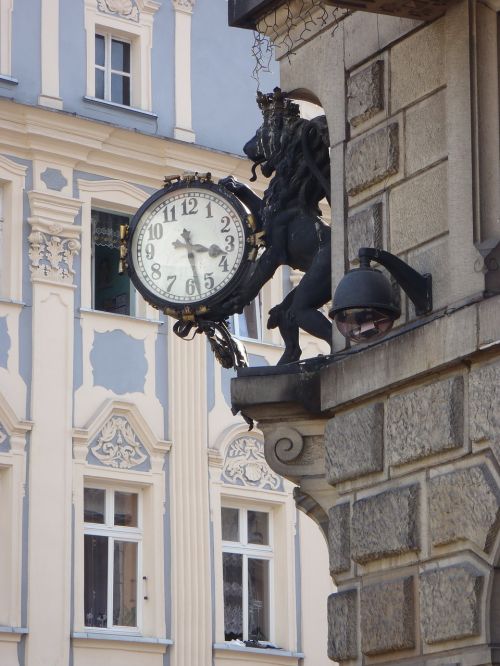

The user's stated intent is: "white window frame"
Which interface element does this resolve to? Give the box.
[221,502,275,643]
[83,483,143,634]
[94,32,132,106]
[231,295,263,342]
[84,0,159,112]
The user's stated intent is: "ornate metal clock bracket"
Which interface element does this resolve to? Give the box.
[173,318,249,370]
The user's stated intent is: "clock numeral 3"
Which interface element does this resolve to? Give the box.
[225,235,235,252]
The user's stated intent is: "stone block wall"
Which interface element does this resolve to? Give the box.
[346,18,449,317]
[324,360,500,662]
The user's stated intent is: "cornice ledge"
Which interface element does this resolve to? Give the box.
[28,190,82,236]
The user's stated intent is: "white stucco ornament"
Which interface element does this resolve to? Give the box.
[91,416,148,469]
[28,231,81,283]
[222,436,282,490]
[97,0,139,20]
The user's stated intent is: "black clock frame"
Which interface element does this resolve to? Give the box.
[127,177,257,322]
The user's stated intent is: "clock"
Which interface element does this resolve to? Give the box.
[126,174,259,322]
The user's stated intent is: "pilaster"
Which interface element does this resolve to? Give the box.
[172,0,196,143]
[24,191,80,666]
[38,0,63,109]
[168,331,212,666]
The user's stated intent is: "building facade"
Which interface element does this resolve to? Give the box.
[0,1,333,665]
[229,0,500,664]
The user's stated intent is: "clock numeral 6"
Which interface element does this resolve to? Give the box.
[186,278,196,296]
[151,263,161,280]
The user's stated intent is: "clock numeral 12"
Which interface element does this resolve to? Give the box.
[182,198,198,216]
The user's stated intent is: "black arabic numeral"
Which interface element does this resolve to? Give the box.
[220,216,230,233]
[148,223,163,241]
[206,202,213,218]
[225,235,235,252]
[164,205,176,222]
[204,272,214,289]
[219,256,229,273]
[145,243,155,260]
[186,278,196,296]
[151,263,161,280]
[166,275,176,292]
[182,198,198,216]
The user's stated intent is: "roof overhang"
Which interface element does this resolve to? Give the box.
[228,0,454,29]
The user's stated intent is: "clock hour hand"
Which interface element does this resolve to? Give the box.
[191,243,226,258]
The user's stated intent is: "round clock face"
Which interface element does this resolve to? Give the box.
[129,184,248,310]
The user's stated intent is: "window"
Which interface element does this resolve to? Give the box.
[92,210,134,315]
[84,487,142,631]
[95,33,131,106]
[221,506,272,642]
[230,296,262,341]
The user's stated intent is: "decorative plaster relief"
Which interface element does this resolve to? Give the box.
[171,0,195,11]
[40,168,68,192]
[28,231,81,283]
[89,416,149,469]
[222,436,283,491]
[97,0,139,20]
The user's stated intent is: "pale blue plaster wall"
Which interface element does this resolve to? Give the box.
[0,316,10,368]
[191,0,278,155]
[0,0,41,101]
[90,330,148,394]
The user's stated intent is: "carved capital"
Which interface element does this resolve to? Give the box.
[28,232,81,284]
[172,0,195,13]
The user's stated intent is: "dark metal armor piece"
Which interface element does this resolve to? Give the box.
[220,87,332,364]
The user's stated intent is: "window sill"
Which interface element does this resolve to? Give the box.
[213,643,304,659]
[72,631,172,647]
[0,626,28,642]
[79,307,163,327]
[0,74,18,85]
[83,96,158,119]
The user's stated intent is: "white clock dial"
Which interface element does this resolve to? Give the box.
[131,188,246,304]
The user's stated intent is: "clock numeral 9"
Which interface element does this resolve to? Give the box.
[148,223,163,241]
[145,243,155,260]
[151,263,161,280]
[220,216,231,233]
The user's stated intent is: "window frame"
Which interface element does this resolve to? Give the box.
[84,2,159,113]
[83,483,144,634]
[221,502,276,644]
[230,295,263,342]
[91,207,136,316]
[94,32,132,106]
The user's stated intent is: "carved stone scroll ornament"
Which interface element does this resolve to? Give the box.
[90,416,148,469]
[97,0,139,20]
[222,436,282,491]
[28,231,81,283]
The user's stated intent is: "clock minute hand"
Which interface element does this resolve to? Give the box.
[180,229,202,296]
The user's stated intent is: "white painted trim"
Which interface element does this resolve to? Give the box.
[0,0,13,77]
[0,155,27,302]
[172,0,196,142]
[38,0,63,108]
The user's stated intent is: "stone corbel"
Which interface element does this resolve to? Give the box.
[28,191,82,286]
[171,0,195,14]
